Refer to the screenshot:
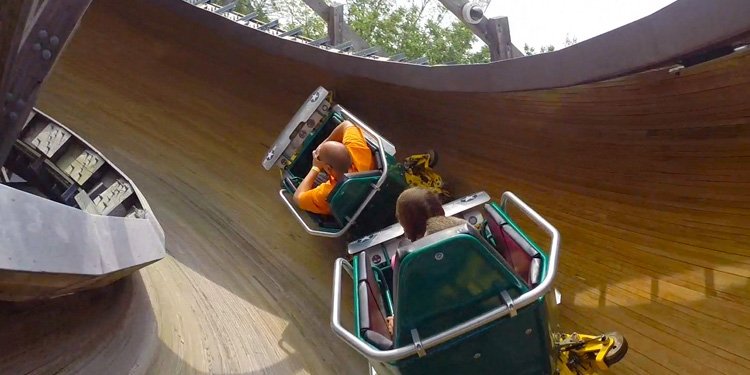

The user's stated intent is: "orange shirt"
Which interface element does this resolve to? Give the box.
[298,126,376,215]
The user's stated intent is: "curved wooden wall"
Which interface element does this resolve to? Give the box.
[154,0,750,92]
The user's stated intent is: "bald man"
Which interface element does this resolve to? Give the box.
[293,120,376,215]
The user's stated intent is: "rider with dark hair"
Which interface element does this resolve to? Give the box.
[396,187,467,241]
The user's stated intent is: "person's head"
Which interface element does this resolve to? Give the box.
[396,187,445,241]
[315,141,352,177]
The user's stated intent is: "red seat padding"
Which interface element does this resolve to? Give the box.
[357,253,392,349]
[485,206,540,286]
[500,226,535,283]
[485,209,510,261]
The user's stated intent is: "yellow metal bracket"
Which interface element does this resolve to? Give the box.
[556,332,628,374]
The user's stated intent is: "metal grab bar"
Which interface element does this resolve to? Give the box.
[279,106,390,238]
[330,191,561,362]
[499,191,560,284]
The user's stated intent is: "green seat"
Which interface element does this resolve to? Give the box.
[390,224,554,375]
[286,112,341,180]
[327,155,406,238]
[282,111,407,237]
[327,170,381,225]
[354,252,394,350]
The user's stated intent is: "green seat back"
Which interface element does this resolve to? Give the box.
[282,110,407,235]
[394,228,526,346]
[327,157,406,237]
[329,172,380,225]
[286,113,340,180]
[393,301,554,375]
[390,224,553,374]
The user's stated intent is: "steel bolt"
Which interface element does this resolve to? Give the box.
[50,35,60,48]
[9,112,18,122]
[38,29,48,39]
[32,43,42,51]
[525,328,533,335]
[42,49,52,60]
[5,93,14,102]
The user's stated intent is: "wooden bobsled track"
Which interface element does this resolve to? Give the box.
[1,0,748,373]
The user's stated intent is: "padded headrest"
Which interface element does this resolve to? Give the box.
[356,252,392,349]
[357,252,369,282]
[484,204,508,226]
[395,222,471,263]
[343,169,381,180]
[363,330,393,350]
[358,252,387,318]
[483,204,539,259]
[372,149,383,170]
[529,258,542,286]
[325,169,381,205]
[357,282,372,329]
[392,222,522,346]
[502,225,539,258]
[364,139,384,170]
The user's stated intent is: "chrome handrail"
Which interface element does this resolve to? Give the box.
[346,191,491,255]
[278,106,390,238]
[330,191,560,362]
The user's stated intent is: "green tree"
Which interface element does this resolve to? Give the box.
[523,34,577,56]
[219,0,273,23]
[523,43,555,56]
[564,33,578,46]
[346,0,490,64]
[211,0,490,65]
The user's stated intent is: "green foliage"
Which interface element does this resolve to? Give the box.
[523,34,577,56]
[210,0,490,65]
[347,0,490,64]
[218,0,272,22]
[523,43,555,56]
[564,34,578,47]
[209,0,327,38]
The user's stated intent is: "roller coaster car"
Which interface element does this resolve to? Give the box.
[331,192,628,374]
[262,87,407,238]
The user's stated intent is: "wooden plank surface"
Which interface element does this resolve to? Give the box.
[1,0,748,374]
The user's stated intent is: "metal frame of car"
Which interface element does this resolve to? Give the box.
[278,105,392,238]
[346,191,491,255]
[330,191,561,362]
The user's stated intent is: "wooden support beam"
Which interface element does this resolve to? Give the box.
[310,36,330,46]
[486,16,512,61]
[279,27,302,38]
[258,19,278,31]
[0,0,92,165]
[389,53,406,62]
[332,40,352,52]
[214,2,236,14]
[327,3,344,47]
[299,0,368,51]
[436,0,522,61]
[510,43,523,58]
[353,46,380,57]
[238,12,257,22]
